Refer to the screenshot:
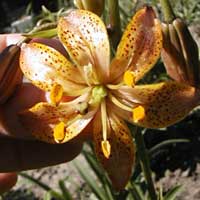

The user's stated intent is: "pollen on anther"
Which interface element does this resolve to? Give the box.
[53,121,65,143]
[133,105,145,123]
[50,84,63,105]
[101,140,111,159]
[123,71,135,87]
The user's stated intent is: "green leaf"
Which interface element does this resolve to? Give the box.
[103,182,115,200]
[43,190,64,200]
[73,160,107,200]
[158,185,164,200]
[82,148,115,199]
[82,150,104,182]
[58,180,73,200]
[19,172,51,191]
[23,28,57,38]
[128,183,146,200]
[163,185,182,200]
[43,191,52,200]
[149,139,190,157]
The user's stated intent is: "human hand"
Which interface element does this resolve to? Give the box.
[0,34,83,193]
[0,173,17,194]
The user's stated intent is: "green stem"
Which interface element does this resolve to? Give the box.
[135,129,157,200]
[107,0,121,49]
[160,0,176,23]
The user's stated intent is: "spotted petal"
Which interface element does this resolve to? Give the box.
[19,93,93,143]
[58,10,110,82]
[128,81,200,128]
[111,6,162,82]
[20,43,86,96]
[93,109,135,190]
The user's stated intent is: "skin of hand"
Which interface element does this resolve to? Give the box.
[0,173,18,194]
[0,34,84,193]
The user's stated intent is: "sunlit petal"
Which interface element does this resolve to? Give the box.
[114,85,144,104]
[61,109,97,143]
[20,43,86,96]
[20,103,75,143]
[19,93,91,143]
[109,58,128,83]
[93,109,135,190]
[130,81,200,128]
[107,100,133,123]
[111,6,162,82]
[58,10,110,82]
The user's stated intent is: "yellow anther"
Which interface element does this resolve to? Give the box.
[50,84,63,105]
[133,105,145,123]
[101,140,111,159]
[53,121,65,142]
[123,71,135,87]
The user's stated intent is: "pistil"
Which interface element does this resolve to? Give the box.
[89,85,107,106]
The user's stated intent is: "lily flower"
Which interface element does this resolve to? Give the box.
[19,7,198,189]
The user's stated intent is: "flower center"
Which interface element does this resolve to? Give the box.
[89,85,107,106]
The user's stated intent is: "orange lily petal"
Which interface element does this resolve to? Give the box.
[113,86,143,105]
[20,103,77,143]
[111,6,162,82]
[19,93,91,143]
[61,109,96,143]
[20,43,86,96]
[130,81,200,128]
[93,109,135,190]
[107,101,133,123]
[58,10,110,82]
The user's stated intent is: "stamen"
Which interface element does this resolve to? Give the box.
[83,64,93,86]
[123,70,135,87]
[101,100,111,158]
[106,82,124,90]
[101,100,107,141]
[101,140,111,159]
[108,93,133,112]
[89,85,107,107]
[53,121,65,143]
[66,87,91,97]
[50,84,63,105]
[133,105,145,123]
[83,63,99,86]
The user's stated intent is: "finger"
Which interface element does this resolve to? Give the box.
[0,34,67,55]
[0,173,18,194]
[0,34,24,53]
[0,83,46,138]
[0,137,83,172]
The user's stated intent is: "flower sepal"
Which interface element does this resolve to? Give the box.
[0,45,23,104]
[161,18,200,87]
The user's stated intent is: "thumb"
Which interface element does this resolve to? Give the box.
[0,173,18,194]
[0,34,24,53]
[0,83,47,139]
